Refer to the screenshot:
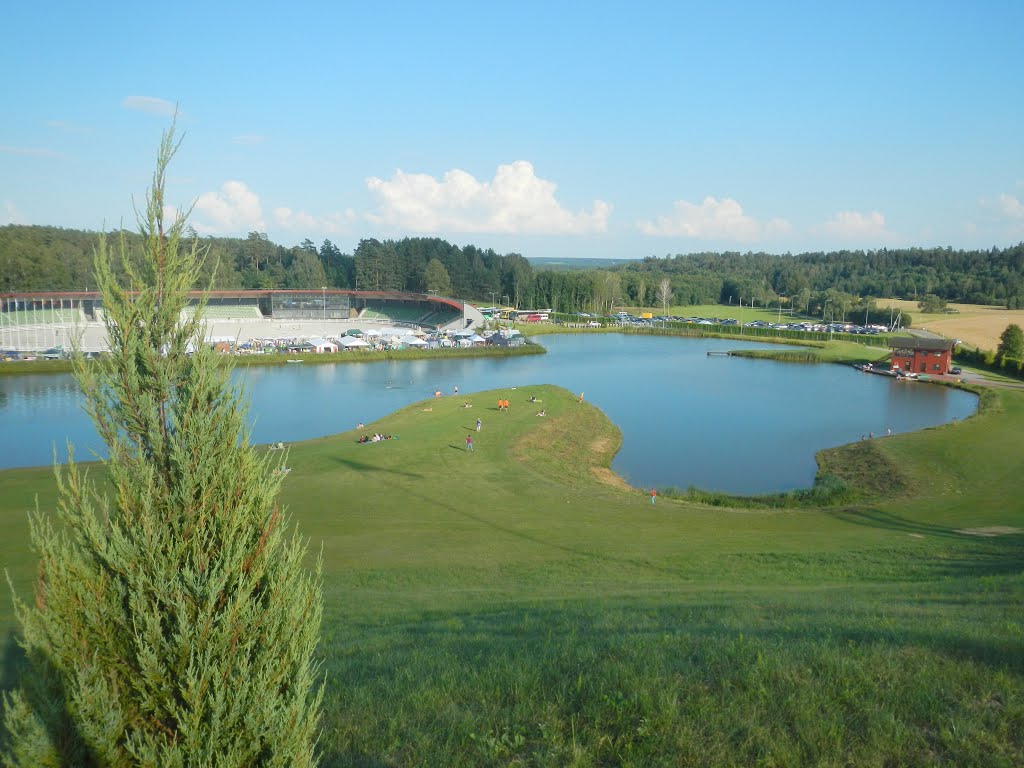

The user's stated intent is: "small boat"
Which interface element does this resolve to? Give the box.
[286,359,304,364]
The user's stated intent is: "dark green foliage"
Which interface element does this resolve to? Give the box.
[1,126,322,766]
[997,323,1024,361]
[955,338,1024,382]
[7,218,1021,317]
[917,293,949,313]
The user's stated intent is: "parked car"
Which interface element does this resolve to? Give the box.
[950,366,962,374]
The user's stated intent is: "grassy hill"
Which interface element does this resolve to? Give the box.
[1,381,1021,766]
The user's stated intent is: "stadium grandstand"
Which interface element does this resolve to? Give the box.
[0,290,482,354]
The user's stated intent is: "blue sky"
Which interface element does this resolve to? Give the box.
[2,1,1022,259]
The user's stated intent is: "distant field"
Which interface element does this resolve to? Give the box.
[879,298,1024,350]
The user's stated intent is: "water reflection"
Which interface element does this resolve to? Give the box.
[0,336,976,493]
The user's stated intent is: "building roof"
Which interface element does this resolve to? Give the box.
[887,336,955,351]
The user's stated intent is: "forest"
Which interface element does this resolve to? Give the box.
[2,224,1022,317]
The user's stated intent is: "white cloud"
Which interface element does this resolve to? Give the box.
[365,161,611,235]
[0,145,62,158]
[122,96,177,117]
[273,207,355,234]
[638,196,791,241]
[192,181,265,234]
[999,194,1024,219]
[821,210,892,239]
[45,120,89,133]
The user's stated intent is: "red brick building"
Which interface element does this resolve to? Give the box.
[887,337,956,374]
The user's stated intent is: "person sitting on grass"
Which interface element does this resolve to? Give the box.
[537,410,546,417]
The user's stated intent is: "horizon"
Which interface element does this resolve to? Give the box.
[2,2,1022,260]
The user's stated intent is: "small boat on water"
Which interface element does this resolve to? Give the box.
[286,359,304,364]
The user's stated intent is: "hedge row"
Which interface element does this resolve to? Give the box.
[955,346,1024,381]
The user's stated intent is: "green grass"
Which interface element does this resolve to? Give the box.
[1,378,1022,766]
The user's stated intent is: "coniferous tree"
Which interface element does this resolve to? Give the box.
[1,125,322,766]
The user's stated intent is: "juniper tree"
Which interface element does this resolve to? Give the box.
[1,125,322,767]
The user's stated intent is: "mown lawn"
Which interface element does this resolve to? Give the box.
[1,377,1022,766]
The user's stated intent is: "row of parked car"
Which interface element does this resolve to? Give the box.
[743,320,886,334]
[568,313,895,335]
[1,347,67,361]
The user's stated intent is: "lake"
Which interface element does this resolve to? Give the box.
[0,334,976,494]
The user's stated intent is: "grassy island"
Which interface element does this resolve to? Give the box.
[1,381,1021,766]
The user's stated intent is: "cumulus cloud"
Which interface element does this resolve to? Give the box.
[821,210,891,239]
[999,194,1024,219]
[638,197,791,241]
[122,96,177,117]
[365,161,611,235]
[192,181,265,234]
[273,206,356,234]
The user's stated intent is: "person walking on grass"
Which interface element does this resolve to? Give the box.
[476,418,482,432]
[466,434,474,452]
[650,488,657,505]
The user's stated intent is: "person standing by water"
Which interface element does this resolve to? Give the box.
[466,434,474,452]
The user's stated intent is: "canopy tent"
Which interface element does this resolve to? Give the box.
[400,335,427,346]
[339,336,369,348]
[345,328,364,336]
[307,337,338,353]
[363,328,381,337]
[468,334,486,343]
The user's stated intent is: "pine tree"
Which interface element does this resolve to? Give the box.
[1,125,322,766]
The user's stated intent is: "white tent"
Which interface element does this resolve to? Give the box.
[364,328,382,337]
[400,335,427,346]
[307,337,338,353]
[339,335,369,348]
[468,334,486,343]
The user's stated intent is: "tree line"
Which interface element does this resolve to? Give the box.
[2,224,1022,314]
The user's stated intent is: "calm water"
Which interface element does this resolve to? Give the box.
[0,335,976,493]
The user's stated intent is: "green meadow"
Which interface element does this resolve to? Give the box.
[1,366,1022,765]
